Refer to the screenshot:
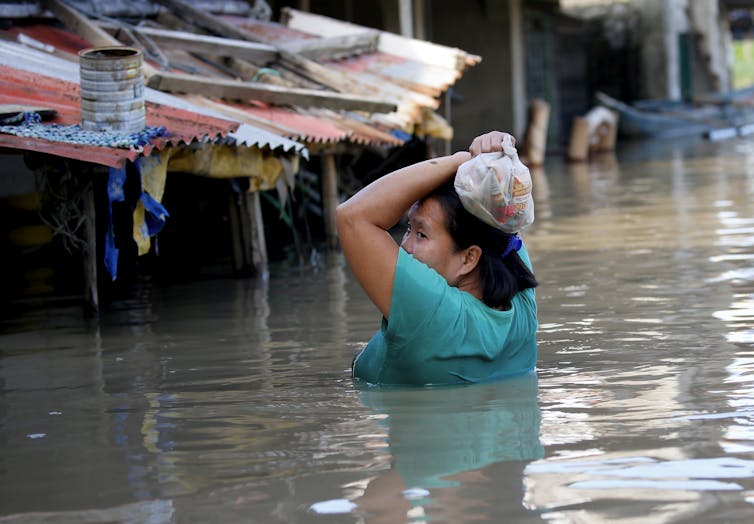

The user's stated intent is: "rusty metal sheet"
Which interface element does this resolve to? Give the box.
[3,12,470,148]
[1,29,306,156]
[0,63,239,167]
[313,110,404,146]
[234,104,348,144]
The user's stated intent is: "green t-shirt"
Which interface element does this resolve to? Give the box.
[353,245,538,386]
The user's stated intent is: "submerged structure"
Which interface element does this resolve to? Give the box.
[0,0,479,313]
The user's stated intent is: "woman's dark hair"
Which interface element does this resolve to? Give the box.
[427,181,538,310]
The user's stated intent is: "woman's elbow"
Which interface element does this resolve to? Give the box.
[335,201,354,236]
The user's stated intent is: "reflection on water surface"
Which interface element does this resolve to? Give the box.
[2,136,754,522]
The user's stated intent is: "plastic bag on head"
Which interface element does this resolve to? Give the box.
[454,134,534,233]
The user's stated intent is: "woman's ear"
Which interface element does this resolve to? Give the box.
[460,245,482,275]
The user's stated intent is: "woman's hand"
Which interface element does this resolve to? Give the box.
[468,131,516,157]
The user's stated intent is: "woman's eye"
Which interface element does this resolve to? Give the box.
[417,232,427,239]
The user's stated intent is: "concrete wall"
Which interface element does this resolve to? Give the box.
[427,0,527,149]
[274,0,531,149]
[632,0,733,100]
[688,0,733,93]
[632,0,679,99]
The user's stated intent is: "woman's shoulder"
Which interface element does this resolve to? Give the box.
[395,248,449,290]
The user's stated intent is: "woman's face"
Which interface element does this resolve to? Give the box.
[401,197,468,285]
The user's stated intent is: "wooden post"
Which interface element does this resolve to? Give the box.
[82,180,99,317]
[246,191,268,277]
[568,107,619,162]
[228,192,245,274]
[567,116,590,162]
[321,152,339,249]
[524,99,550,166]
[228,188,268,277]
[413,0,426,40]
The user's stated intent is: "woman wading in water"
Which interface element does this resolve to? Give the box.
[336,131,538,386]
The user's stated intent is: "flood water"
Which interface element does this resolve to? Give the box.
[2,136,754,523]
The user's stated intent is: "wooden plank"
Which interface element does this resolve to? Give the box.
[153,0,261,42]
[103,22,377,64]
[154,0,390,102]
[42,0,121,48]
[99,23,279,64]
[279,32,379,61]
[276,49,356,94]
[281,7,480,71]
[42,0,157,78]
[146,71,397,113]
[224,57,294,85]
[277,49,400,105]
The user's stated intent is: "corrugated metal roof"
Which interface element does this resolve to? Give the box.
[2,4,477,149]
[0,30,308,157]
[230,9,479,132]
[0,62,239,168]
[180,97,404,147]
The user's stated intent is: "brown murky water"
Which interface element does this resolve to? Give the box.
[2,136,754,523]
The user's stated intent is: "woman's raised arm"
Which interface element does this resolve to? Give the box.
[336,152,471,318]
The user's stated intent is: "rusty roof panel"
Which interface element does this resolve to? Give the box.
[147,92,309,154]
[0,37,306,157]
[312,109,405,147]
[3,6,477,148]
[0,63,240,167]
[234,104,349,144]
[178,95,403,148]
